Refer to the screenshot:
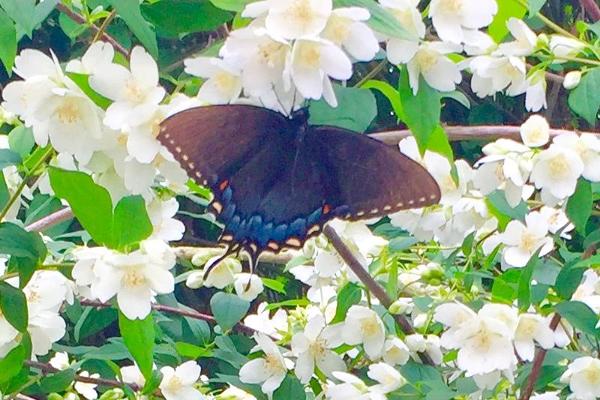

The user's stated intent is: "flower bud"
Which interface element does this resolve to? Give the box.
[563,70,582,90]
[64,393,80,400]
[520,114,550,147]
[191,248,222,267]
[185,271,204,289]
[389,298,414,314]
[99,388,125,400]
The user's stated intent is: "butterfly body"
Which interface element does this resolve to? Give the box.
[158,105,440,265]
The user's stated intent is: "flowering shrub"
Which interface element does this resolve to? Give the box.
[0,0,599,399]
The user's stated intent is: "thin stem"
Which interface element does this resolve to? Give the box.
[25,207,73,232]
[356,61,388,88]
[323,225,434,366]
[92,9,116,43]
[549,55,600,66]
[516,0,578,39]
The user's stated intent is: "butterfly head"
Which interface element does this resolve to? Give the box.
[290,108,309,125]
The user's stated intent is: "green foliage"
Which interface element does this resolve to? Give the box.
[0,342,27,386]
[118,311,156,381]
[334,0,414,40]
[209,0,253,12]
[0,0,36,37]
[309,85,377,132]
[0,149,21,169]
[142,0,232,36]
[331,282,362,323]
[273,375,305,400]
[39,368,76,393]
[0,281,27,332]
[8,126,35,158]
[567,179,592,235]
[0,8,16,74]
[109,0,158,57]
[488,0,527,41]
[556,301,600,338]
[0,222,47,287]
[568,67,600,125]
[210,292,250,331]
[49,168,152,251]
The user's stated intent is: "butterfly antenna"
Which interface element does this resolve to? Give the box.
[244,249,261,292]
[202,244,239,281]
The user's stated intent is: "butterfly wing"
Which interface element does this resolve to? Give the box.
[308,125,441,220]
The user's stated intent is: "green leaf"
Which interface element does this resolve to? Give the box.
[118,311,155,381]
[488,0,527,42]
[112,195,153,251]
[568,67,600,125]
[0,0,35,37]
[426,125,454,163]
[210,292,250,331]
[331,283,362,323]
[142,0,232,36]
[528,0,547,15]
[0,149,21,169]
[556,301,600,338]
[0,343,26,384]
[66,72,112,110]
[334,0,414,40]
[362,79,405,121]
[485,190,527,230]
[309,85,377,132]
[273,375,305,400]
[442,90,470,109]
[555,260,587,299]
[518,252,540,311]
[0,8,16,74]
[0,222,47,287]
[398,69,441,155]
[39,368,76,393]
[110,0,158,58]
[49,168,114,246]
[567,179,592,234]
[209,0,252,11]
[0,281,28,332]
[8,126,35,158]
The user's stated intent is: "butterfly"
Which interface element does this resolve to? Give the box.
[158,105,440,273]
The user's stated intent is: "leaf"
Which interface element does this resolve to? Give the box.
[66,72,112,110]
[210,292,250,331]
[555,260,587,299]
[442,90,471,109]
[528,0,547,15]
[118,311,155,381]
[0,8,16,74]
[556,301,600,338]
[362,79,405,121]
[331,283,362,323]
[485,190,528,230]
[0,222,47,287]
[488,0,527,42]
[209,0,252,11]
[8,126,35,158]
[567,179,592,234]
[0,0,35,37]
[427,125,454,163]
[309,85,377,132]
[0,281,28,332]
[109,0,158,58]
[0,149,21,169]
[112,195,153,251]
[518,251,540,311]
[39,368,76,393]
[398,69,441,155]
[568,67,600,125]
[142,0,232,36]
[273,375,305,400]
[334,0,414,40]
[0,343,26,384]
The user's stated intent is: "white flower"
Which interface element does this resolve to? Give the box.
[185,57,242,104]
[367,362,406,394]
[405,334,443,365]
[434,302,476,348]
[468,56,527,98]
[66,41,115,75]
[234,273,264,301]
[563,71,582,89]
[218,386,257,400]
[572,270,600,315]
[549,35,585,62]
[499,211,554,269]
[90,46,165,130]
[203,257,242,289]
[325,372,369,400]
[244,302,288,339]
[381,0,425,66]
[514,313,554,361]
[539,206,574,238]
[520,115,550,147]
[530,144,584,202]
[382,337,410,365]
[531,392,560,400]
[342,305,385,359]
[49,352,70,370]
[148,198,185,242]
[525,70,547,112]
[220,25,290,97]
[552,133,600,182]
[29,311,67,356]
[405,41,462,94]
[322,8,379,61]
[292,314,345,383]
[498,18,538,56]
[560,357,600,400]
[160,361,204,400]
[88,240,176,319]
[429,0,498,44]
[288,38,352,106]
[121,364,146,387]
[239,333,291,396]
[265,0,332,40]
[75,372,100,400]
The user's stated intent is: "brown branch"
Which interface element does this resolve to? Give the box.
[519,244,598,400]
[25,360,141,391]
[56,4,129,57]
[580,0,600,21]
[323,225,434,366]
[25,207,73,232]
[79,299,257,335]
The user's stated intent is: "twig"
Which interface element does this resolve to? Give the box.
[79,299,257,335]
[92,10,117,43]
[519,244,598,400]
[323,225,434,366]
[25,360,140,391]
[56,4,129,57]
[25,207,73,232]
[580,0,600,21]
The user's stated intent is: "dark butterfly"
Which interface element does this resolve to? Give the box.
[158,105,440,273]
